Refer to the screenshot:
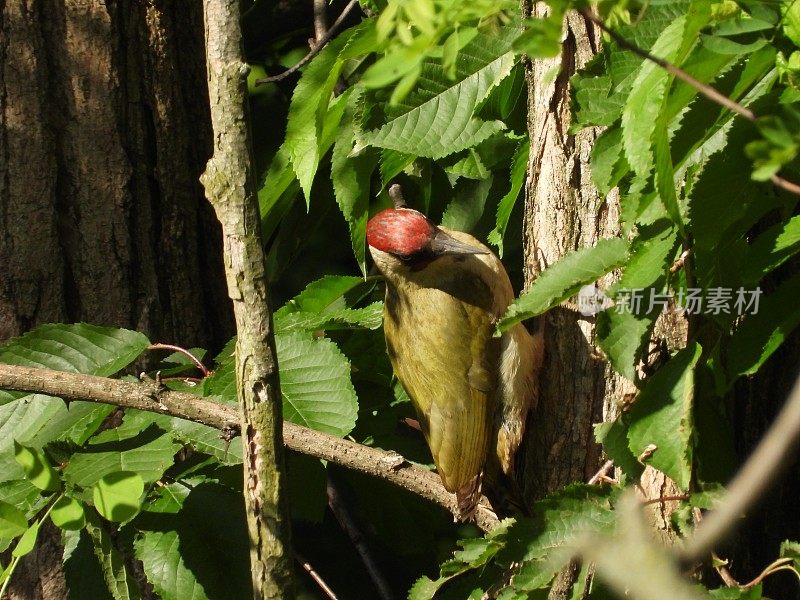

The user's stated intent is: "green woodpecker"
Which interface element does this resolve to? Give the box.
[367,207,542,518]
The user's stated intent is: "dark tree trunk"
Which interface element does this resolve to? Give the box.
[0,0,232,348]
[0,2,232,597]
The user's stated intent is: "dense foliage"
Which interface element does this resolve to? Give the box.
[1,0,800,598]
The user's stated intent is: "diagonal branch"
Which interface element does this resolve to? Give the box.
[0,363,500,533]
[579,7,800,198]
[255,0,360,85]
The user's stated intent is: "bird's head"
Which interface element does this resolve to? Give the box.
[367,208,487,275]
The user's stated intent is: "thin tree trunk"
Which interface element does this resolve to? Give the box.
[201,1,294,597]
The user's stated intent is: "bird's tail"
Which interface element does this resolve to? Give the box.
[455,473,484,521]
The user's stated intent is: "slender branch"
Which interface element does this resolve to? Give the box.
[579,7,800,198]
[578,8,755,122]
[680,372,800,565]
[641,494,689,506]
[741,558,798,590]
[255,0,360,85]
[204,1,294,594]
[295,552,339,600]
[313,0,328,44]
[147,343,209,376]
[587,460,614,485]
[0,364,500,532]
[771,174,800,196]
[327,474,394,600]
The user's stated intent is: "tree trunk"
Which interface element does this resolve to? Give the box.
[520,8,686,595]
[520,5,624,503]
[0,0,232,348]
[0,2,232,597]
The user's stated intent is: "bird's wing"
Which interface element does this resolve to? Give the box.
[383,276,500,503]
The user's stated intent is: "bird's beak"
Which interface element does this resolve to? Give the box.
[430,230,489,256]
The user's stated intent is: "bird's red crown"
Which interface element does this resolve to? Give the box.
[366,208,435,256]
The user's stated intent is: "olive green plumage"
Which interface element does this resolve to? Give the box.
[369,217,541,519]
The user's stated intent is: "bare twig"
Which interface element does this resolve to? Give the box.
[579,7,800,198]
[388,184,407,209]
[771,173,800,196]
[680,373,800,565]
[147,343,209,376]
[296,552,339,600]
[641,494,689,506]
[588,460,614,485]
[327,474,395,600]
[313,0,328,43]
[741,558,798,589]
[255,0,360,85]
[0,363,500,532]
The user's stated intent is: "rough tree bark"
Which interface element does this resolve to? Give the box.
[200,0,294,597]
[0,1,232,598]
[519,6,686,595]
[0,0,232,347]
[520,4,628,507]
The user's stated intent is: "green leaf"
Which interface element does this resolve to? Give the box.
[622,16,688,177]
[709,585,762,599]
[63,424,180,488]
[50,495,87,530]
[440,175,494,233]
[741,214,800,284]
[14,441,59,492]
[746,107,800,181]
[332,91,380,275]
[63,529,116,600]
[0,479,43,518]
[359,29,517,159]
[653,118,683,230]
[597,220,679,381]
[594,420,643,480]
[627,343,702,490]
[498,238,629,332]
[688,110,783,285]
[85,514,142,600]
[284,27,358,202]
[92,471,144,523]
[278,332,359,437]
[780,539,800,570]
[726,273,800,380]
[379,149,416,186]
[12,520,40,557]
[589,128,628,197]
[275,304,384,334]
[134,480,250,600]
[0,323,149,374]
[278,275,368,315]
[0,325,147,473]
[783,0,800,47]
[274,276,382,333]
[258,144,301,240]
[488,140,529,257]
[0,499,28,540]
[361,42,426,89]
[443,149,490,183]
